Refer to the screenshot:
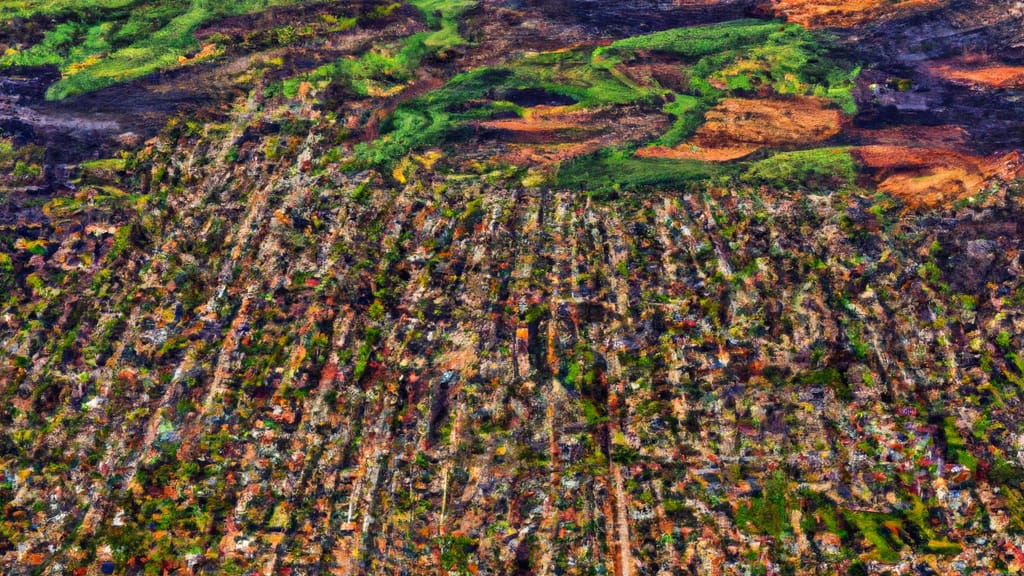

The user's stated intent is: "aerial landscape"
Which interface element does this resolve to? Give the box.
[1,0,1024,574]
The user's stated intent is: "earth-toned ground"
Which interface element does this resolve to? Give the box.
[1,1,1024,575]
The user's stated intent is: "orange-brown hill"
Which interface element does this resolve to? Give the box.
[638,96,844,162]
[854,145,1024,208]
[927,55,1024,90]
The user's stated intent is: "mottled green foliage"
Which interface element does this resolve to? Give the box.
[943,416,978,471]
[796,367,852,402]
[742,148,856,190]
[595,19,781,60]
[352,18,858,181]
[1,0,313,99]
[557,149,733,196]
[598,20,859,113]
[735,471,790,537]
[279,0,476,100]
[844,511,903,563]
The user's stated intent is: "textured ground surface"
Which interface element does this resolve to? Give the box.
[1,1,1024,575]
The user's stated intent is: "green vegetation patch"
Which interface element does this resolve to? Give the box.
[278,0,477,100]
[598,19,860,116]
[942,416,978,472]
[734,471,791,538]
[438,534,477,573]
[556,148,732,196]
[742,148,856,191]
[925,539,963,556]
[794,366,854,401]
[348,18,859,186]
[654,94,706,148]
[844,510,904,563]
[594,19,782,61]
[0,0,315,99]
[280,34,428,99]
[0,136,45,186]
[409,0,476,50]
[347,43,664,166]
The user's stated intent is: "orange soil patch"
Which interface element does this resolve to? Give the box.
[177,43,219,65]
[483,105,669,165]
[854,146,1023,208]
[525,105,583,119]
[500,141,608,164]
[472,106,605,143]
[927,56,1024,89]
[638,143,760,162]
[689,97,843,145]
[638,96,843,162]
[763,0,948,28]
[497,115,667,165]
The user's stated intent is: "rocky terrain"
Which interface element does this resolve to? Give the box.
[1,0,1024,574]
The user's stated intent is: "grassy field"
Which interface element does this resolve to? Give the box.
[556,150,736,197]
[741,147,857,190]
[276,0,477,101]
[347,19,859,173]
[0,0,482,100]
[0,0,314,99]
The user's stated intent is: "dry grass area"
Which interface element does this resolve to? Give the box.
[477,105,669,164]
[927,55,1024,89]
[617,62,691,93]
[854,146,1023,208]
[637,142,760,162]
[763,0,948,27]
[497,111,669,165]
[638,96,843,161]
[473,106,603,142]
[500,141,610,165]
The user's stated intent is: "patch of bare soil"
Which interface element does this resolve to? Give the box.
[854,145,1023,208]
[926,55,1024,89]
[762,0,949,28]
[475,104,668,165]
[473,105,605,144]
[638,96,843,161]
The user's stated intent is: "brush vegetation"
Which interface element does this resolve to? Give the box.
[556,148,734,196]
[0,0,315,99]
[344,18,858,183]
[741,147,857,190]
